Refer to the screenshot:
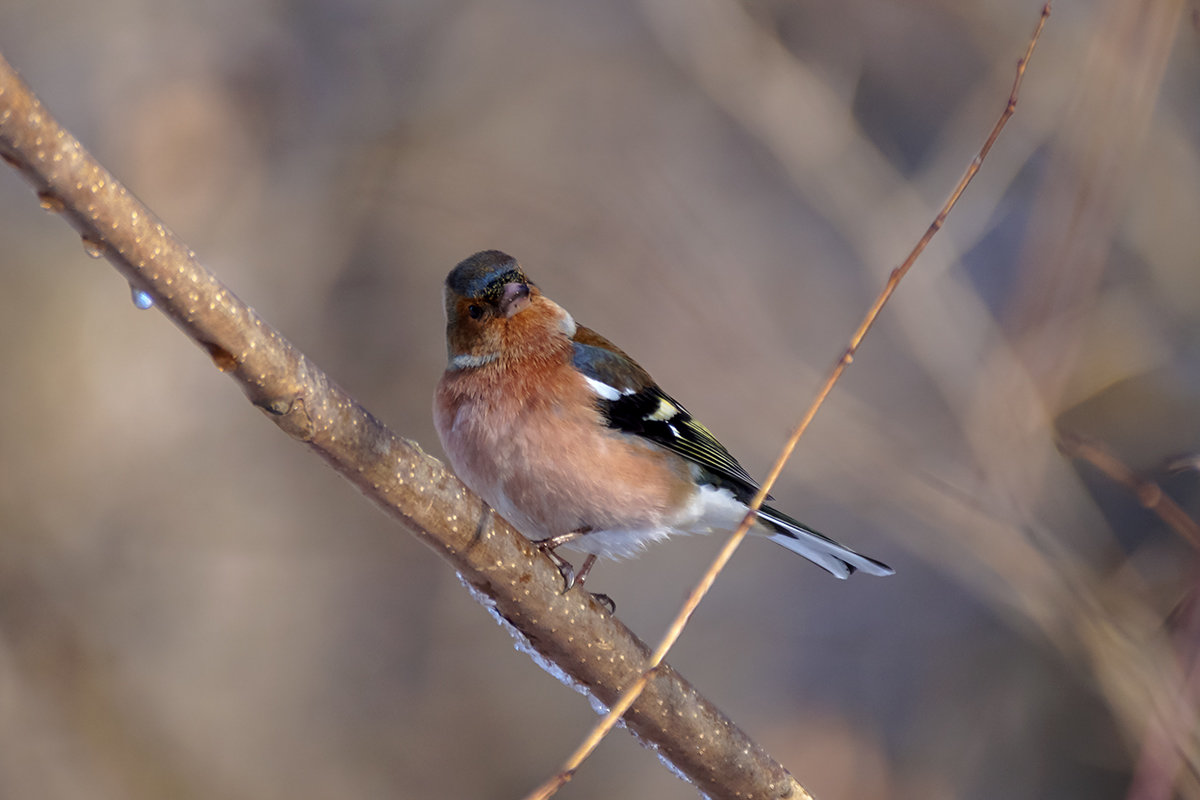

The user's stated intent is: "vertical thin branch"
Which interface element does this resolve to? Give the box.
[523,4,1052,799]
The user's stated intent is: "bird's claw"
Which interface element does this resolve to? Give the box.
[533,540,609,610]
[534,537,578,592]
[590,592,615,614]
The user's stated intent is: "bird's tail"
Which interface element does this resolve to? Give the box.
[758,505,894,579]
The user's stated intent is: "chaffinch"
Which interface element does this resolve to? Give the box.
[434,250,893,589]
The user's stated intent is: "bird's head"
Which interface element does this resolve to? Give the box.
[442,250,573,368]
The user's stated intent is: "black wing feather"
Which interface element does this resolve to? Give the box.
[571,334,767,503]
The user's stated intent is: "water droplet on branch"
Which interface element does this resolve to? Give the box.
[81,235,105,258]
[130,285,154,310]
[37,191,64,213]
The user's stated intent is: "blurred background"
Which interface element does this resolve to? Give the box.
[2,0,1199,797]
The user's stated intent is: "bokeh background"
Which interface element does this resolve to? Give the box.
[2,0,1199,798]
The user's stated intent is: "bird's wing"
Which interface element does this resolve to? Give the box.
[571,326,764,502]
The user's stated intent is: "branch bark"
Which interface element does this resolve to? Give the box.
[0,52,808,799]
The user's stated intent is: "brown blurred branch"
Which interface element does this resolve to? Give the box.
[1126,573,1200,800]
[0,53,803,799]
[1058,433,1200,549]
[1056,433,1200,800]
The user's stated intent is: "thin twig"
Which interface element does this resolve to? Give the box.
[1058,432,1200,549]
[523,4,1052,798]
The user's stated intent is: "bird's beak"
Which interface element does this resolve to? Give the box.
[500,281,531,318]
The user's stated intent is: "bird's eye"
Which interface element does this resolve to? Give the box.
[467,304,483,320]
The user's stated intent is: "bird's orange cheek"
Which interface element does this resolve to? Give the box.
[448,322,497,359]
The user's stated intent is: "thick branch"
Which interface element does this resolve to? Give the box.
[0,52,806,799]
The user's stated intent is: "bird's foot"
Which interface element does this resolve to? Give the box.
[532,538,611,611]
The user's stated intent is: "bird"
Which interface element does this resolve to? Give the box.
[434,250,893,591]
